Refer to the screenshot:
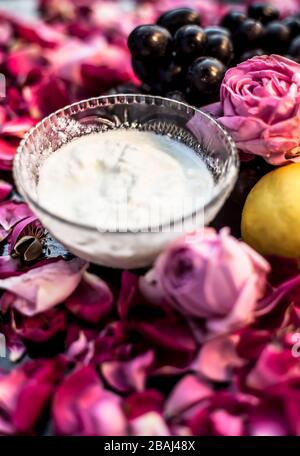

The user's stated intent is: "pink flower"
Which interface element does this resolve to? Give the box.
[0,257,87,316]
[0,357,66,435]
[65,271,113,324]
[142,228,270,337]
[218,55,300,165]
[52,365,127,436]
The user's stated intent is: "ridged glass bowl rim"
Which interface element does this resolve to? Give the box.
[13,94,239,234]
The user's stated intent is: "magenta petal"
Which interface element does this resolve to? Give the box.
[246,344,300,390]
[130,315,197,368]
[117,271,139,320]
[201,102,223,117]
[210,410,244,436]
[164,375,213,420]
[0,180,12,202]
[23,73,71,119]
[192,335,245,382]
[0,258,87,316]
[124,390,164,420]
[13,308,67,343]
[1,322,26,363]
[2,117,36,138]
[0,357,66,435]
[65,271,113,324]
[101,350,154,394]
[80,63,132,94]
[0,257,21,279]
[0,139,18,171]
[0,202,34,242]
[14,19,63,48]
[53,366,127,436]
[256,275,300,316]
[130,412,170,436]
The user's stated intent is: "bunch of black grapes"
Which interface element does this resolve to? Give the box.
[127,4,300,107]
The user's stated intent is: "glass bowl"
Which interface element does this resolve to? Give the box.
[13,94,239,269]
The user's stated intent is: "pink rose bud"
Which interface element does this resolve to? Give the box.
[219,55,300,165]
[143,228,270,336]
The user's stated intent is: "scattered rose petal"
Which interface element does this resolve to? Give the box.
[124,390,164,420]
[23,72,71,119]
[164,375,213,420]
[129,313,197,368]
[0,202,34,242]
[118,271,139,320]
[101,350,154,393]
[0,257,21,279]
[130,412,170,436]
[65,271,113,324]
[0,257,87,316]
[0,357,66,435]
[192,335,245,383]
[53,365,127,436]
[12,308,67,343]
[247,343,300,390]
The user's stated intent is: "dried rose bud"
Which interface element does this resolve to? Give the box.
[12,235,43,262]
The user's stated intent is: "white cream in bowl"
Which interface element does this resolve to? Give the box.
[37,130,215,234]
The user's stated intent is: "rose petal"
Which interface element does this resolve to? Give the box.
[0,202,34,243]
[101,350,154,394]
[164,375,212,420]
[0,180,12,202]
[130,412,170,436]
[65,271,113,324]
[23,72,71,119]
[0,257,87,316]
[13,308,67,343]
[192,335,245,382]
[53,365,127,436]
[0,357,66,435]
[124,390,164,420]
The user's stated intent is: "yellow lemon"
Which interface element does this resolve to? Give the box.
[241,163,300,258]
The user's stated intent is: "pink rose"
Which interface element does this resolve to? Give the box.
[142,228,270,336]
[219,55,300,165]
